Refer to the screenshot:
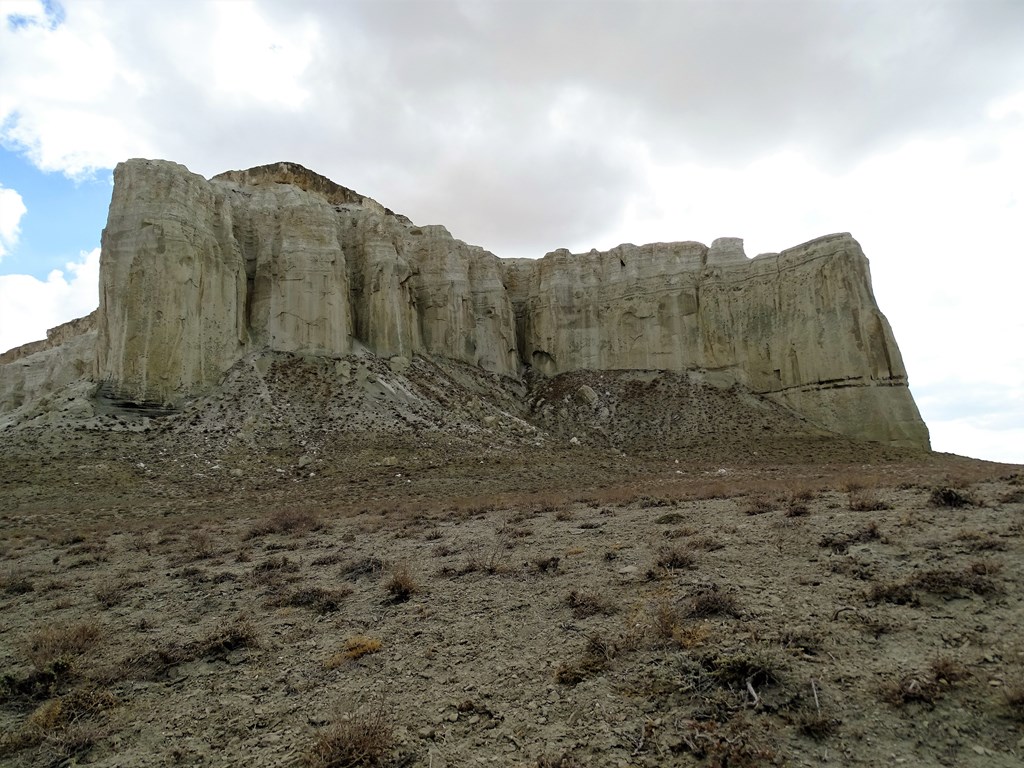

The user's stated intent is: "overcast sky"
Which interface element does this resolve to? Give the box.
[0,0,1022,463]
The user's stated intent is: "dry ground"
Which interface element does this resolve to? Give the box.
[1,355,1022,766]
[1,456,1022,767]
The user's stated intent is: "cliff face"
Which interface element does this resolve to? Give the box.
[5,158,929,447]
[502,235,924,445]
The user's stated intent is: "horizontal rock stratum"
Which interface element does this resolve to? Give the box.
[2,159,929,448]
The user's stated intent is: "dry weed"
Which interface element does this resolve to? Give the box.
[385,565,418,602]
[304,708,392,768]
[326,637,383,669]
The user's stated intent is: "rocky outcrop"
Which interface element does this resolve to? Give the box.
[1,159,929,448]
[502,235,924,446]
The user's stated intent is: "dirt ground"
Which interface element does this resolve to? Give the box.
[1,355,1023,767]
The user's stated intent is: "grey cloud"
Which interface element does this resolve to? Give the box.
[34,0,1023,255]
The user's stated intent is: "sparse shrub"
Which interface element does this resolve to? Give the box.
[910,568,998,597]
[797,711,840,740]
[272,586,352,613]
[304,708,393,768]
[866,582,919,606]
[1005,679,1024,721]
[785,501,810,518]
[26,623,101,669]
[193,620,259,659]
[704,647,782,688]
[820,522,881,553]
[929,656,969,683]
[341,557,386,580]
[744,497,773,516]
[385,566,418,603]
[690,535,724,551]
[566,590,616,618]
[687,586,740,619]
[848,492,891,512]
[537,752,584,768]
[0,569,34,595]
[326,637,382,669]
[247,508,322,539]
[929,486,975,508]
[94,579,136,608]
[970,559,1003,576]
[533,556,560,573]
[656,545,697,571]
[654,512,686,524]
[955,530,1006,552]
[555,634,616,686]
[881,674,942,706]
[253,555,300,575]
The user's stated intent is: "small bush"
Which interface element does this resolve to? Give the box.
[1005,679,1024,721]
[848,492,891,512]
[654,512,686,524]
[656,545,697,571]
[0,569,34,595]
[305,708,392,768]
[566,590,616,618]
[881,675,942,706]
[272,586,352,613]
[385,566,418,603]
[555,635,616,686]
[687,586,740,619]
[247,508,322,539]
[744,497,774,516]
[929,656,969,683]
[929,486,975,508]
[797,712,840,740]
[26,623,101,669]
[533,556,561,573]
[910,568,998,597]
[866,582,919,606]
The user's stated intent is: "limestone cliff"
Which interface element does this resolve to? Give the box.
[2,159,929,448]
[502,235,925,446]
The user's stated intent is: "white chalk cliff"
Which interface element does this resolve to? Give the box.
[0,159,929,448]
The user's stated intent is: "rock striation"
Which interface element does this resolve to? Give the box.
[1,159,929,448]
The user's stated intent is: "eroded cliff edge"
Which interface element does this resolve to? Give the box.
[1,159,929,448]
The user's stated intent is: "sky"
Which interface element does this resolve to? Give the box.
[0,0,1022,464]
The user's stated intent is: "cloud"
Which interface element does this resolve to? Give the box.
[0,184,27,259]
[3,1,1023,253]
[0,248,98,353]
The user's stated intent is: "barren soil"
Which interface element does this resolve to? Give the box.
[1,356,1022,767]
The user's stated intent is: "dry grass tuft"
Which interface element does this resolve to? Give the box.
[326,636,382,669]
[687,586,741,619]
[247,507,323,538]
[555,634,617,686]
[26,622,101,669]
[565,590,617,618]
[655,545,697,571]
[385,565,419,603]
[0,568,34,595]
[304,708,393,768]
[848,491,891,512]
[271,586,353,613]
[1005,679,1024,721]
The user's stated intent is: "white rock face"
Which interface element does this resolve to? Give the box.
[0,158,930,448]
[501,234,927,446]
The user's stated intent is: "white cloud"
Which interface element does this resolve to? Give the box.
[0,184,27,260]
[0,248,99,353]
